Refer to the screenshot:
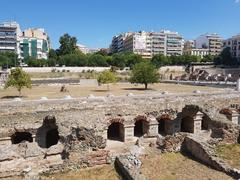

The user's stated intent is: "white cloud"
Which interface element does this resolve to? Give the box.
[235,0,240,3]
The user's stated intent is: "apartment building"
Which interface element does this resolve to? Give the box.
[162,30,183,56]
[223,34,240,59]
[18,28,50,59]
[183,40,209,58]
[195,33,222,56]
[110,30,183,58]
[0,21,21,53]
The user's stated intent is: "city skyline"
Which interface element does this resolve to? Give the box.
[1,0,240,49]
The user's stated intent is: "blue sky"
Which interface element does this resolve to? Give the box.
[1,0,239,49]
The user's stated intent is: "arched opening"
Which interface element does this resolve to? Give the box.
[134,119,149,137]
[36,115,60,148]
[158,119,165,134]
[107,122,124,142]
[181,116,194,133]
[157,115,171,135]
[201,115,209,130]
[11,132,33,144]
[46,128,59,148]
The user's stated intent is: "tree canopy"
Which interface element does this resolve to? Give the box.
[58,33,78,56]
[5,68,32,96]
[130,62,159,90]
[97,70,117,90]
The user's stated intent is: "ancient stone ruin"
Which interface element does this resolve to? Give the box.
[0,92,240,179]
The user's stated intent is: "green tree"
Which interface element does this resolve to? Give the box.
[88,54,108,67]
[125,53,143,69]
[151,54,170,68]
[201,54,215,62]
[58,33,77,56]
[130,62,159,90]
[5,68,32,96]
[59,51,88,66]
[0,52,18,68]
[97,70,117,90]
[48,49,58,60]
[214,47,238,66]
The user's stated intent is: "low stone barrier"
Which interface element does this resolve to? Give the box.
[115,155,146,180]
[183,134,240,179]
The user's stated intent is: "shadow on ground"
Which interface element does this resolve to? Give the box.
[1,96,25,99]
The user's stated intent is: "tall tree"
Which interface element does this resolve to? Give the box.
[5,68,32,96]
[58,34,77,56]
[130,62,159,90]
[214,47,238,66]
[151,54,170,68]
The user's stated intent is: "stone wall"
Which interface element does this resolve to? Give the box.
[183,135,240,179]
[0,92,240,178]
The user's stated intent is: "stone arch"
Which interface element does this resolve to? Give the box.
[11,132,33,144]
[180,105,212,133]
[107,122,124,142]
[134,115,149,137]
[181,116,194,133]
[157,114,171,134]
[107,118,125,142]
[36,115,60,148]
[202,114,210,130]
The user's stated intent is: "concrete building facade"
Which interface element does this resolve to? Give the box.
[110,30,183,58]
[0,21,21,53]
[183,40,209,58]
[195,33,223,56]
[18,28,50,60]
[223,34,240,59]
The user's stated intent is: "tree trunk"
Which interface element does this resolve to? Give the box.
[107,84,110,91]
[18,89,21,97]
[144,83,148,90]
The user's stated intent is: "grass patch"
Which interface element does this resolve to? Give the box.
[140,152,232,180]
[40,165,121,180]
[216,144,240,169]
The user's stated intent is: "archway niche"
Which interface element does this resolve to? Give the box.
[134,119,149,137]
[36,115,60,148]
[157,114,171,134]
[11,132,33,144]
[202,115,209,130]
[181,116,194,133]
[107,122,124,142]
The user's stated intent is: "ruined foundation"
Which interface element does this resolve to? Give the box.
[0,92,240,179]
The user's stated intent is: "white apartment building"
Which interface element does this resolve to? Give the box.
[223,34,240,59]
[110,30,183,58]
[0,21,21,53]
[162,30,183,56]
[195,33,223,56]
[77,44,100,54]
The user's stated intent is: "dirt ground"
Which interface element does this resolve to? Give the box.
[216,144,240,170]
[140,152,232,180]
[0,82,225,101]
[40,165,120,180]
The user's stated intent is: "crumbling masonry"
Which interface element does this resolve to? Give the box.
[0,92,240,178]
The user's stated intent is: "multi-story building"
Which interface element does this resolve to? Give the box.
[110,30,183,58]
[18,28,50,60]
[110,33,133,54]
[223,34,240,59]
[77,44,101,54]
[183,40,209,58]
[195,33,222,56]
[162,30,183,56]
[0,21,21,53]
